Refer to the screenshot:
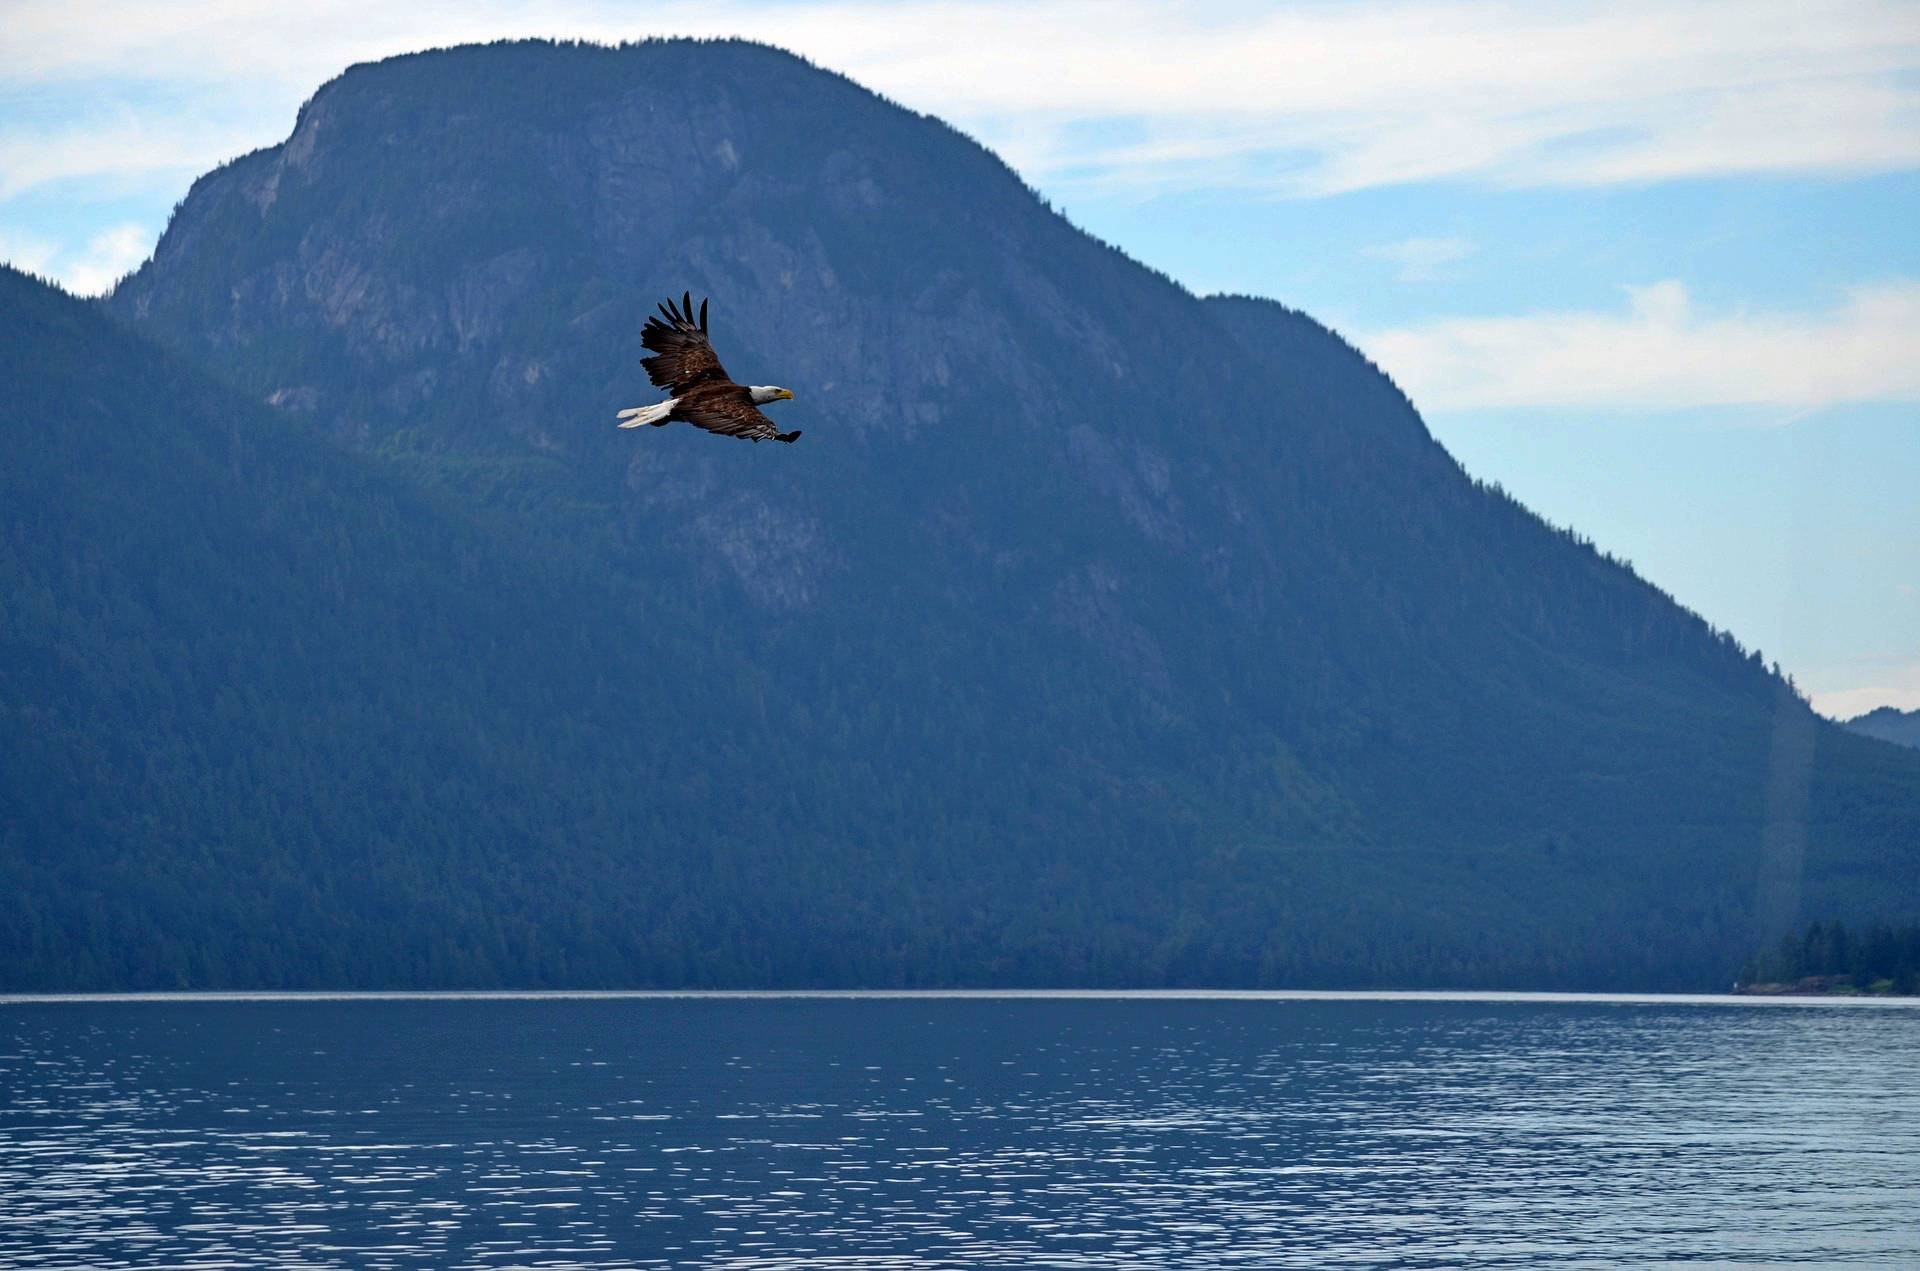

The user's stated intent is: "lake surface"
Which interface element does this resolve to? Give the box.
[1,992,1915,1267]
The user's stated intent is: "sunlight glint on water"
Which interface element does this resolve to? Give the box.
[1,996,1915,1267]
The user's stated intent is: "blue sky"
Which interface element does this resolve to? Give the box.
[3,0,1916,715]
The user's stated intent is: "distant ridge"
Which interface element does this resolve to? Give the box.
[5,38,1913,991]
[1844,707,1920,750]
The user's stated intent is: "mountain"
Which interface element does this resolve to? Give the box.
[0,262,817,987]
[1844,707,1920,750]
[10,37,1914,991]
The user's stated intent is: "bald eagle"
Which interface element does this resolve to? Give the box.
[616,293,801,443]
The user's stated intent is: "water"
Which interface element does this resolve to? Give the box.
[1,993,1915,1268]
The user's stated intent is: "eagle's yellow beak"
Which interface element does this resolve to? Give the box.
[778,388,795,401]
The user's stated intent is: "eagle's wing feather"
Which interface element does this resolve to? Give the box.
[641,294,731,393]
[678,386,784,441]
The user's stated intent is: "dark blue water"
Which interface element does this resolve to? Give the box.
[1,993,1915,1267]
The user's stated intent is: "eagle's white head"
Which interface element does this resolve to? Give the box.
[749,385,796,405]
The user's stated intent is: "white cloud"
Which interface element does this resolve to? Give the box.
[0,0,1915,202]
[1809,653,1920,719]
[63,223,153,295]
[0,226,57,276]
[1362,237,1474,283]
[1359,280,1920,411]
[0,114,271,201]
[0,220,154,294]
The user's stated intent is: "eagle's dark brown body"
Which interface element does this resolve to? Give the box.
[616,294,800,443]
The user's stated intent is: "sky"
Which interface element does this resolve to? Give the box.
[3,0,1916,717]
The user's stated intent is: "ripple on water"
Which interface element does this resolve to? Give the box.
[0,996,1916,1267]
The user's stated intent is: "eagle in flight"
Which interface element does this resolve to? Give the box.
[617,293,801,443]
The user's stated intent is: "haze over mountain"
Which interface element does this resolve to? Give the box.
[1844,708,1920,751]
[6,39,1914,991]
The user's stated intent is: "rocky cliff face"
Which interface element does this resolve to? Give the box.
[80,38,1920,989]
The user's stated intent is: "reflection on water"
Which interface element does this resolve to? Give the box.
[1,995,1916,1267]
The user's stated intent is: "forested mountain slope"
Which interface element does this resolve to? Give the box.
[6,39,1910,989]
[1845,707,1920,751]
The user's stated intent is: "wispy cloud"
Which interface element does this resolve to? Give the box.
[1359,280,1920,411]
[1363,237,1474,283]
[0,220,155,295]
[1,0,1916,204]
[0,113,270,201]
[63,223,153,295]
[1809,651,1920,719]
[0,226,57,277]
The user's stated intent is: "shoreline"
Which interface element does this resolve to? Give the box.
[1733,978,1916,999]
[3,988,1917,1007]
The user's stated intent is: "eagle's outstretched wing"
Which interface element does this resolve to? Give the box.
[641,292,731,393]
[679,388,787,441]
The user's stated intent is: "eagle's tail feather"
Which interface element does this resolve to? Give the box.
[616,398,677,429]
